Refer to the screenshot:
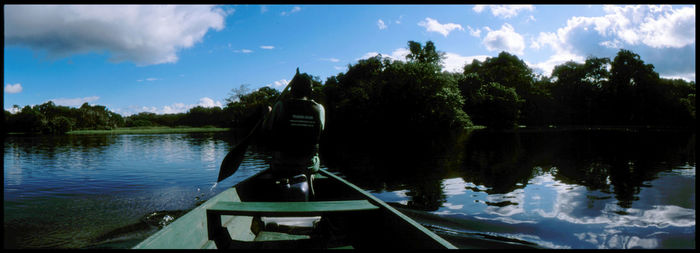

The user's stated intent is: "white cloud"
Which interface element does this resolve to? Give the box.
[197,97,223,108]
[443,53,490,73]
[473,5,486,13]
[467,25,481,37]
[162,103,188,114]
[358,52,380,61]
[377,19,387,30]
[234,49,253,53]
[529,52,586,77]
[483,23,526,55]
[534,5,695,51]
[117,97,224,115]
[527,15,536,22]
[281,6,301,16]
[50,96,100,107]
[660,73,696,82]
[599,40,623,49]
[137,77,160,82]
[529,5,695,81]
[260,45,275,50]
[4,83,23,94]
[357,48,409,62]
[321,58,340,62]
[418,17,464,37]
[260,6,268,14]
[267,79,290,90]
[473,5,535,19]
[4,5,228,66]
[6,107,21,114]
[637,6,695,48]
[389,48,411,61]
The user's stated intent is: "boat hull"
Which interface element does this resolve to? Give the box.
[133,169,456,249]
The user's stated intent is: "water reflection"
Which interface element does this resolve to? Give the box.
[323,129,695,249]
[3,132,247,249]
[3,129,694,249]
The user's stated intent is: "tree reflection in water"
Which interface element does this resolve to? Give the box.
[321,128,694,248]
[322,128,695,217]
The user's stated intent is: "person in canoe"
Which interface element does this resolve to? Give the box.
[262,69,325,201]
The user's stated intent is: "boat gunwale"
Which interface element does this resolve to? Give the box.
[133,168,457,249]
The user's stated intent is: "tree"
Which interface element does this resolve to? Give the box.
[462,52,536,125]
[551,61,592,124]
[406,40,445,67]
[607,49,660,125]
[225,84,251,107]
[14,106,45,133]
[321,43,471,146]
[224,86,281,128]
[466,51,535,96]
[471,82,523,129]
[549,57,611,125]
[47,116,75,134]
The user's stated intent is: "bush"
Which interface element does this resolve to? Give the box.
[51,116,75,134]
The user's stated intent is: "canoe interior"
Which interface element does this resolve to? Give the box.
[134,169,456,249]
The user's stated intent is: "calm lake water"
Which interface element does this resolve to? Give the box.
[3,129,695,249]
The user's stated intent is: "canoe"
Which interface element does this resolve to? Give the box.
[133,168,457,249]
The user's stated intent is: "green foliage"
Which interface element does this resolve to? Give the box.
[4,102,119,134]
[550,58,607,125]
[464,51,535,96]
[473,82,523,129]
[406,40,444,66]
[458,48,694,128]
[322,45,472,144]
[4,42,695,136]
[225,86,281,128]
[47,116,75,134]
[462,51,538,127]
[177,106,225,127]
[13,105,45,133]
[680,93,695,121]
[380,58,471,131]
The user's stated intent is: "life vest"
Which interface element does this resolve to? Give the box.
[270,99,322,158]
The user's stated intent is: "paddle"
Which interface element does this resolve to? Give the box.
[217,72,294,182]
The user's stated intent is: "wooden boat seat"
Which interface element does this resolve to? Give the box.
[206,200,378,241]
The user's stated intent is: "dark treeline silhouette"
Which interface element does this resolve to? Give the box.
[3,85,280,134]
[318,41,694,157]
[323,41,694,136]
[4,40,695,136]
[4,102,124,134]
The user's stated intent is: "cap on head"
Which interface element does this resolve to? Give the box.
[290,68,312,98]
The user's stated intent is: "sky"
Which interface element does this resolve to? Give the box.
[3,4,696,116]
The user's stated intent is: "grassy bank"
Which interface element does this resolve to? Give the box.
[66,126,230,135]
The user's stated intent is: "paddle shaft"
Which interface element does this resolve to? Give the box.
[217,83,291,182]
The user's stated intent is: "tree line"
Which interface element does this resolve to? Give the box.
[4,102,124,134]
[2,86,279,134]
[4,40,695,136]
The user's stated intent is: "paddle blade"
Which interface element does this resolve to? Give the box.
[217,137,251,182]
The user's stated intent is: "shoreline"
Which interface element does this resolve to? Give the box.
[65,126,230,135]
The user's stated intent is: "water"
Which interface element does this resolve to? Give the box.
[3,130,695,249]
[3,133,269,248]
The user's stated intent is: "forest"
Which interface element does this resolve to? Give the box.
[4,41,696,137]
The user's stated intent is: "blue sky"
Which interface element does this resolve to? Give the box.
[3,5,696,116]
